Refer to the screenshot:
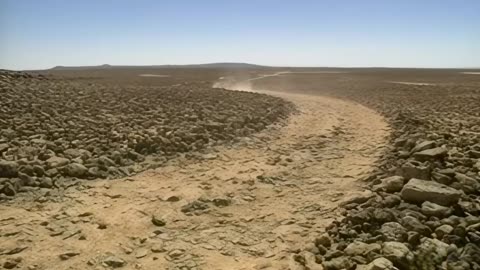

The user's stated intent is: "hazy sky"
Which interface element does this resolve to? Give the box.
[1,0,479,70]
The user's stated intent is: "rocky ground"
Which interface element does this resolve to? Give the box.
[0,70,291,199]
[252,74,480,269]
[1,68,479,270]
[0,71,389,269]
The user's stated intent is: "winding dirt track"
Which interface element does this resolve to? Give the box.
[0,81,390,270]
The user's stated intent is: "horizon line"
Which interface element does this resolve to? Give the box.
[7,62,480,72]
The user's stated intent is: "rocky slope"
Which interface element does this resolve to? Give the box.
[0,70,292,199]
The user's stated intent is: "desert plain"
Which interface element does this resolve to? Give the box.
[1,65,480,270]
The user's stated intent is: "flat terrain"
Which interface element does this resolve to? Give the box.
[0,88,388,269]
[1,66,480,270]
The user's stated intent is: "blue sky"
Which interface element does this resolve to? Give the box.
[1,0,479,70]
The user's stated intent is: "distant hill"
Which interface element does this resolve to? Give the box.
[49,63,268,71]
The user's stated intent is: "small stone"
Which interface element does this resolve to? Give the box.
[212,197,232,207]
[414,238,449,268]
[3,257,22,269]
[407,231,421,246]
[78,211,93,217]
[382,195,402,207]
[382,242,414,268]
[0,143,9,153]
[64,163,88,178]
[2,182,16,196]
[165,195,180,202]
[396,161,431,180]
[411,141,436,153]
[421,201,452,217]
[373,176,404,193]
[151,215,166,226]
[103,256,126,268]
[379,222,407,242]
[435,224,454,239]
[97,221,107,229]
[39,177,53,188]
[315,234,332,248]
[135,248,148,259]
[167,249,185,259]
[340,190,374,206]
[0,161,18,177]
[413,147,448,161]
[322,256,353,270]
[432,171,453,185]
[344,241,381,257]
[202,153,218,160]
[59,251,80,260]
[46,156,69,168]
[32,165,45,177]
[364,257,394,270]
[454,173,479,194]
[151,242,165,253]
[402,216,431,236]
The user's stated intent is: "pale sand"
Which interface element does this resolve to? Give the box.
[461,72,480,75]
[389,81,436,86]
[138,74,170,77]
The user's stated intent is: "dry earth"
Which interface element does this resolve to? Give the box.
[0,76,390,269]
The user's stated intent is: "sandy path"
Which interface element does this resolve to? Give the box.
[0,86,389,269]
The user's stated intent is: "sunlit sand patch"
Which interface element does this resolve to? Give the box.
[138,74,170,77]
[248,71,349,81]
[389,81,436,86]
[280,71,349,74]
[460,72,480,75]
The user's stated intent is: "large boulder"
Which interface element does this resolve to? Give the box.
[400,178,462,206]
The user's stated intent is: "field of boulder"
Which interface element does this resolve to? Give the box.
[0,70,292,199]
[253,73,480,269]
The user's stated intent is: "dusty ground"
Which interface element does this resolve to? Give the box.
[0,77,389,270]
